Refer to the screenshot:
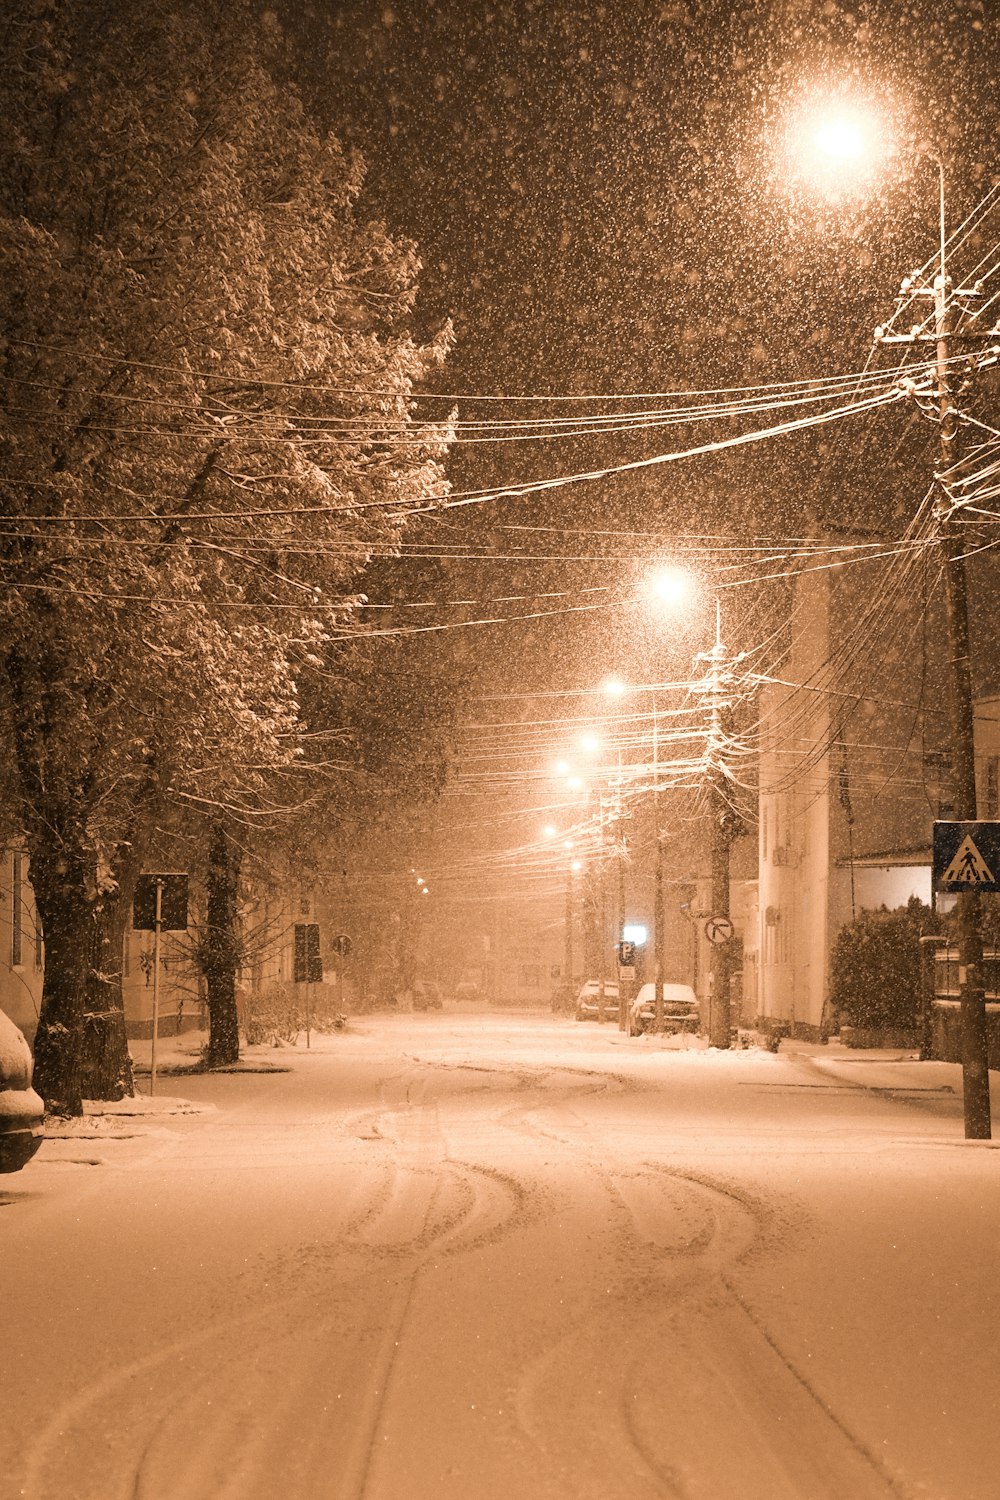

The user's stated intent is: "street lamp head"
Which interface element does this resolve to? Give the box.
[645,564,694,613]
[578,732,601,756]
[541,823,558,839]
[786,95,891,195]
[814,113,868,164]
[602,675,627,698]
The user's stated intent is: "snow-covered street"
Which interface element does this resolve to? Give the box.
[4,1010,1000,1500]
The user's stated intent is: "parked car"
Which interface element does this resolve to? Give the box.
[413,980,444,1011]
[575,979,620,1022]
[454,980,482,1003]
[627,981,699,1036]
[0,1007,45,1172]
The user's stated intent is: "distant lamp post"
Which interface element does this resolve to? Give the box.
[601,676,633,1027]
[642,563,700,1031]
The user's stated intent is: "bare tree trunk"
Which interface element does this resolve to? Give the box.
[29,837,94,1116]
[80,848,139,1100]
[204,819,241,1067]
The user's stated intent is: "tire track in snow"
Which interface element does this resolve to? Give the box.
[500,1096,915,1500]
[17,1067,538,1500]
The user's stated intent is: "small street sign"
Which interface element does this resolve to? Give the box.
[704,914,734,945]
[331,933,353,957]
[133,874,189,931]
[294,923,323,983]
[933,821,1000,893]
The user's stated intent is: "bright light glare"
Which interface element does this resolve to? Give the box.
[553,758,571,777]
[787,97,891,194]
[578,732,601,756]
[814,115,867,162]
[623,923,648,945]
[541,823,558,838]
[646,565,694,612]
[603,676,627,697]
[567,775,585,792]
[571,859,583,872]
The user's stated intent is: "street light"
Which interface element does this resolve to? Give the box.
[786,94,891,195]
[642,563,702,1032]
[797,115,991,1136]
[541,821,579,1013]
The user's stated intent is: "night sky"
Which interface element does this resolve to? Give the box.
[276,1,1000,890]
[291,0,999,582]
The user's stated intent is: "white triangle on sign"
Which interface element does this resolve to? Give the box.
[942,834,996,886]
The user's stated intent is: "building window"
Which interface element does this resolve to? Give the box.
[11,852,23,967]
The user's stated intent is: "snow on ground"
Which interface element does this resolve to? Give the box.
[3,1009,1000,1500]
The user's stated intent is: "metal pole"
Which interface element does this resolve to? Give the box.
[564,862,575,1008]
[707,605,733,1050]
[617,749,629,1030]
[150,877,163,1096]
[933,164,991,1137]
[597,792,608,1022]
[653,689,664,1033]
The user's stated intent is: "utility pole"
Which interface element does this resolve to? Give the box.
[878,163,992,1138]
[701,604,741,1050]
[614,748,632,1029]
[564,858,575,1008]
[652,690,665,1032]
[597,792,608,1023]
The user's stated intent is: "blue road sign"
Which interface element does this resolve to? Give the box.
[933,821,1000,893]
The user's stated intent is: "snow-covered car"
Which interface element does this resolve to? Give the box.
[413,980,444,1011]
[574,979,620,1022]
[627,981,699,1036]
[0,1007,45,1172]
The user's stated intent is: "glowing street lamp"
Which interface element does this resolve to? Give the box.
[645,563,695,612]
[785,109,991,1133]
[786,95,890,195]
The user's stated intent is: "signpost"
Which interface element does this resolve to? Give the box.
[331,934,352,1013]
[133,874,189,1096]
[933,821,996,1139]
[294,923,322,1048]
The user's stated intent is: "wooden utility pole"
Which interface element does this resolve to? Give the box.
[879,163,991,1137]
[703,609,738,1050]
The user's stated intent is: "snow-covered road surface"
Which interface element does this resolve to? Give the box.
[4,1011,1000,1500]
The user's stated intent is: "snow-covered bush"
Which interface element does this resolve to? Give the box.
[829,897,930,1034]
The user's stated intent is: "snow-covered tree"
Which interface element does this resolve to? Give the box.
[0,0,451,1110]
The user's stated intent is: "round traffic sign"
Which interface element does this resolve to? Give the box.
[704,915,734,946]
[332,933,353,957]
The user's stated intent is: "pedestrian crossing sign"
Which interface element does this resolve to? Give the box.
[933,821,1000,893]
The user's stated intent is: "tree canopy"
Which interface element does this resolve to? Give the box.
[0,0,453,1109]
